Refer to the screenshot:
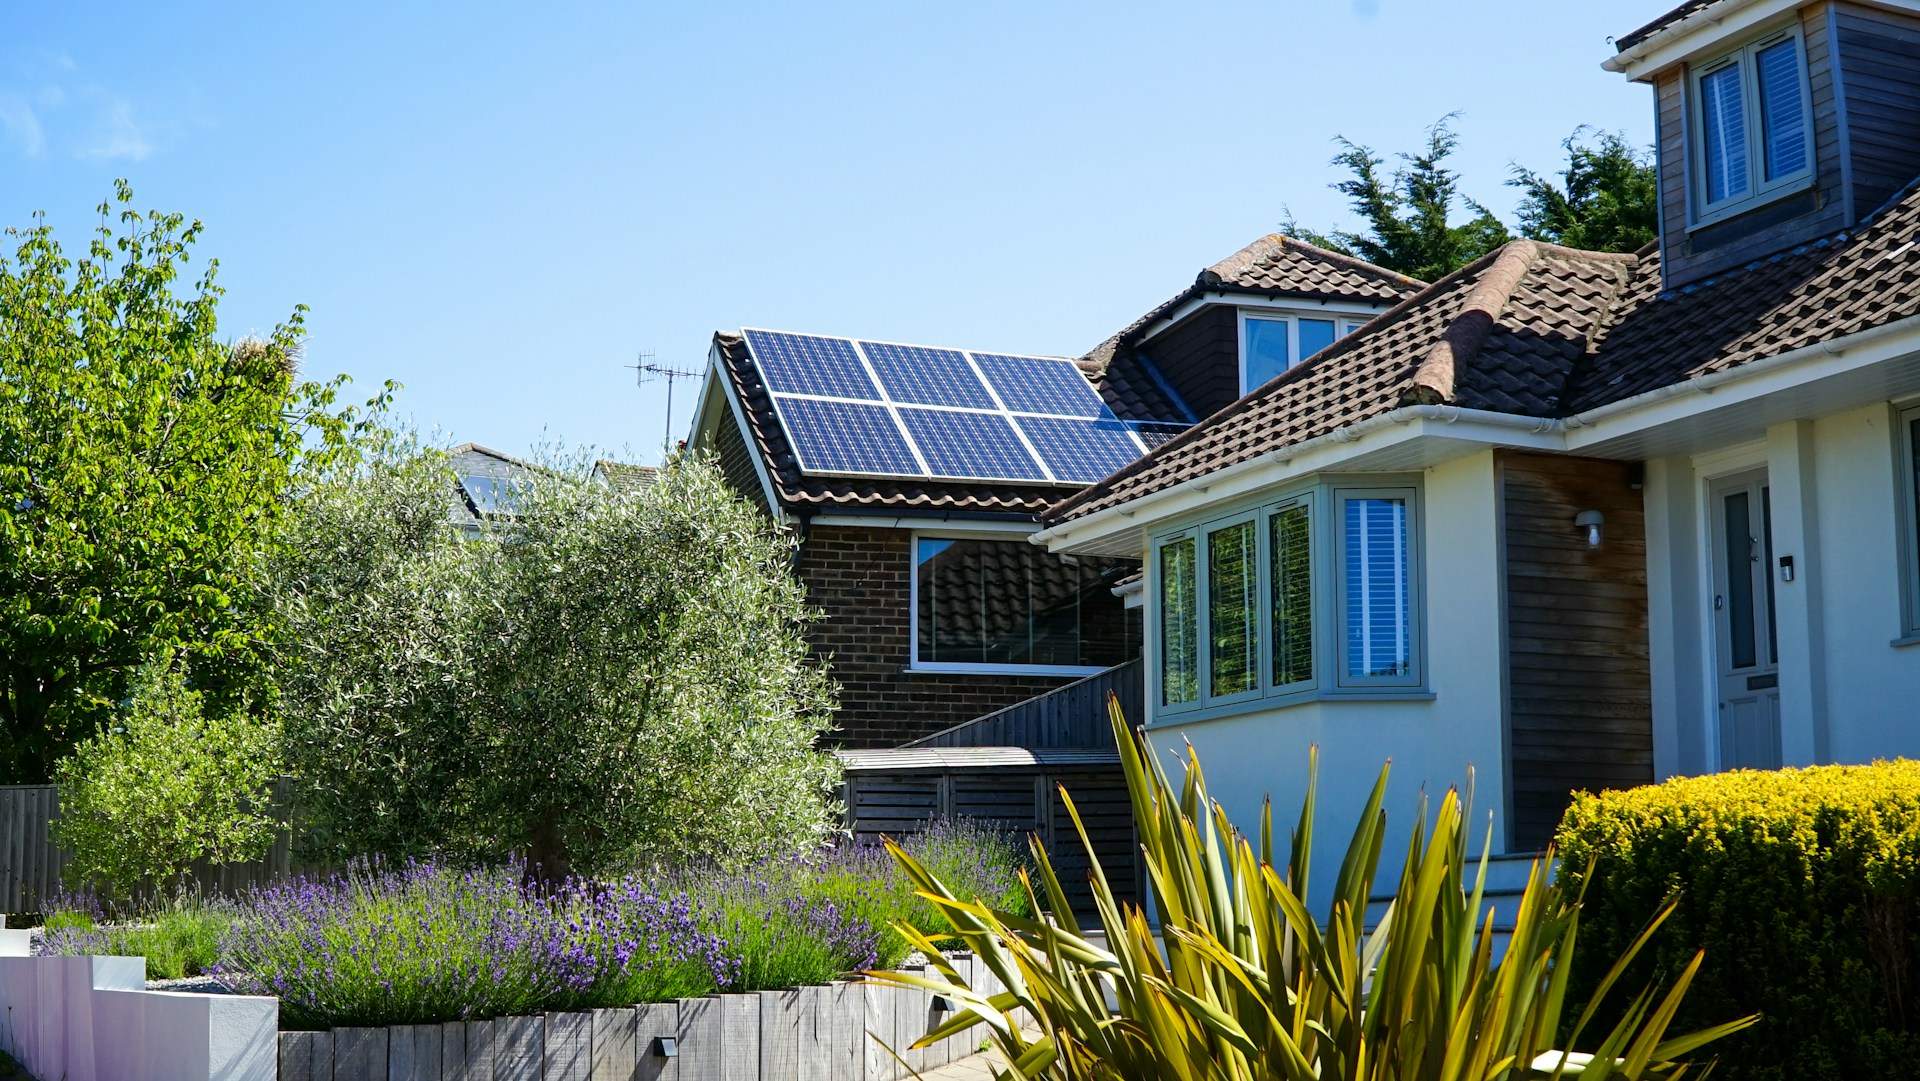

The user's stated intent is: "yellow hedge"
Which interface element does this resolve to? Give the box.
[1556,760,1920,1081]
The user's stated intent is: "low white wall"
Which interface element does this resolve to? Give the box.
[0,932,277,1081]
[1144,451,1510,910]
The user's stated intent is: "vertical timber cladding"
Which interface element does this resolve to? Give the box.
[1499,451,1654,852]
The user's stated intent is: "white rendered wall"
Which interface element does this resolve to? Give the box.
[1642,403,1920,776]
[1144,451,1509,910]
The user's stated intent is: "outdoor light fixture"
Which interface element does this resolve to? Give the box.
[1575,509,1604,549]
[653,1036,678,1059]
[932,996,955,1012]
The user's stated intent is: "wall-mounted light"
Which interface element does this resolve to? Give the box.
[653,1036,679,1059]
[932,995,955,1013]
[1575,509,1604,549]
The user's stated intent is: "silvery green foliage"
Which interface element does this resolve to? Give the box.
[270,442,840,877]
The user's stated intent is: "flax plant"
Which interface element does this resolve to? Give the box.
[872,697,1755,1080]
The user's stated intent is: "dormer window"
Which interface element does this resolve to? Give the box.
[1690,26,1814,224]
[1240,311,1367,393]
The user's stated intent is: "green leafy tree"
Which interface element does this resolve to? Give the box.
[1285,115,1511,281]
[0,182,377,781]
[52,659,281,897]
[271,442,841,882]
[1511,127,1659,253]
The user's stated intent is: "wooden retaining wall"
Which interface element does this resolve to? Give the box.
[0,779,296,912]
[278,956,1006,1081]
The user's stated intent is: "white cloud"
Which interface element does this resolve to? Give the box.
[77,99,151,162]
[0,93,44,156]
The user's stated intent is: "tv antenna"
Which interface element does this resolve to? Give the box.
[628,352,702,451]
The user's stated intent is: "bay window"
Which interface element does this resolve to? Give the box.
[1152,479,1424,716]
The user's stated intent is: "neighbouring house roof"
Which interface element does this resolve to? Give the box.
[446,443,540,532]
[593,459,660,493]
[1043,176,1920,527]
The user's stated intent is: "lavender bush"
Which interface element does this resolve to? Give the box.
[215,861,729,1029]
[37,892,233,980]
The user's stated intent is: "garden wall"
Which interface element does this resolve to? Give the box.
[279,956,1001,1081]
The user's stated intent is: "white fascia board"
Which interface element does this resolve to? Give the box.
[1562,313,1920,451]
[1034,405,1560,554]
[1603,0,1803,80]
[1136,292,1394,347]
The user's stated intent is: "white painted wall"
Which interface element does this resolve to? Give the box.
[1143,451,1509,910]
[1643,402,1920,775]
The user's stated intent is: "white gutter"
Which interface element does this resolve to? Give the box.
[1040,310,1920,552]
[1034,404,1559,550]
[1601,0,1767,77]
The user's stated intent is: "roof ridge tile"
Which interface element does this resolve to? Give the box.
[1402,240,1542,406]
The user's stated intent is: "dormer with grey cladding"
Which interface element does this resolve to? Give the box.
[1608,0,1920,291]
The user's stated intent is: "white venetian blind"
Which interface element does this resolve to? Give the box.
[1343,496,1411,679]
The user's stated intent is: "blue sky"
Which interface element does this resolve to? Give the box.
[2,2,1661,465]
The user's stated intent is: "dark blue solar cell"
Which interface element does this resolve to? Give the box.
[1016,416,1145,484]
[971,353,1109,418]
[897,408,1047,481]
[777,398,922,476]
[1130,421,1190,449]
[859,342,995,408]
[743,329,879,399]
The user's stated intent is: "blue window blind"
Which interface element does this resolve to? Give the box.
[1700,63,1750,205]
[1343,497,1411,679]
[1755,39,1807,181]
[1243,317,1291,390]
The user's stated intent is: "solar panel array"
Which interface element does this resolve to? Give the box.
[741,329,1183,484]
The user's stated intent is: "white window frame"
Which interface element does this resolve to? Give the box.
[1238,310,1371,395]
[907,529,1119,677]
[1895,403,1920,643]
[1148,478,1425,723]
[1333,486,1425,690]
[1687,23,1816,228]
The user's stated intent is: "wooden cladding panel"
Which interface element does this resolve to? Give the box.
[1499,452,1653,852]
[1836,2,1920,211]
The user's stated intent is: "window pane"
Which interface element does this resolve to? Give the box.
[917,538,1132,668]
[1243,317,1291,390]
[1270,504,1313,687]
[1208,521,1259,697]
[1160,538,1198,705]
[1700,63,1750,204]
[1756,39,1807,180]
[1721,492,1757,670]
[1343,497,1411,679]
[1299,318,1338,360]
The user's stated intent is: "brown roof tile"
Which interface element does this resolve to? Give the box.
[1047,176,1920,528]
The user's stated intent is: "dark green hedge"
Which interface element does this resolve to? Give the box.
[1556,761,1920,1081]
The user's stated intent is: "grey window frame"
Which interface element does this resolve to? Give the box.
[1333,486,1425,690]
[1238,310,1373,394]
[1687,23,1816,227]
[1896,404,1920,641]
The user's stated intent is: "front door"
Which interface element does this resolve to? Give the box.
[1709,469,1781,769]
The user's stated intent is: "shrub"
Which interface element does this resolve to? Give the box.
[1557,761,1920,1081]
[52,662,282,897]
[38,894,233,980]
[214,860,730,1029]
[874,698,1753,1080]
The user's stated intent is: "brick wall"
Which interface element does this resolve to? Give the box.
[800,524,1111,748]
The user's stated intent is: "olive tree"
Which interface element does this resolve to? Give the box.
[271,443,841,880]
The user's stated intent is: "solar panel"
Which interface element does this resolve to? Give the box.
[742,329,879,399]
[972,353,1109,418]
[859,342,995,409]
[778,398,921,476]
[1016,416,1146,484]
[898,408,1048,481]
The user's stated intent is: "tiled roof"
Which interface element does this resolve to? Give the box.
[1615,0,1723,52]
[594,460,659,493]
[1047,240,1632,523]
[1045,177,1920,527]
[1092,234,1425,361]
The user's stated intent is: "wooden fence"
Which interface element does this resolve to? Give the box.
[0,779,295,913]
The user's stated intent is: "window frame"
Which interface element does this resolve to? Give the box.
[1686,23,1816,228]
[1147,477,1426,724]
[906,529,1123,677]
[1332,485,1426,690]
[1895,404,1920,642]
[1237,310,1371,395]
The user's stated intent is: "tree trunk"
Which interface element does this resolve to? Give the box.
[524,807,572,892]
